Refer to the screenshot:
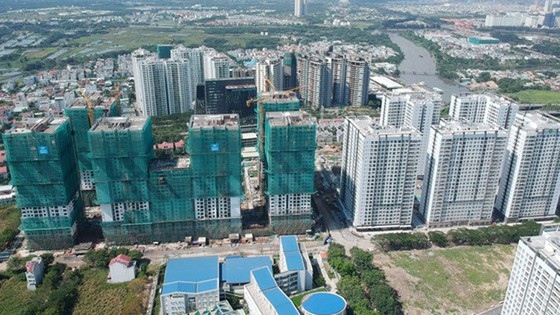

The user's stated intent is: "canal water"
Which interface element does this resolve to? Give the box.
[389,33,468,103]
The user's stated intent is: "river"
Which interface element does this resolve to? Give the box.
[389,33,468,103]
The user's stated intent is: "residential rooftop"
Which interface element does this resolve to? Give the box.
[435,119,506,134]
[516,112,560,131]
[91,117,147,132]
[347,116,421,138]
[259,91,299,104]
[8,117,68,134]
[189,114,239,129]
[521,231,560,272]
[266,111,315,127]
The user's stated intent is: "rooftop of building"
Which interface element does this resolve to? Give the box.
[221,255,272,284]
[347,116,421,138]
[109,254,134,268]
[162,256,219,295]
[250,267,299,315]
[266,111,315,127]
[302,292,347,315]
[91,117,147,132]
[7,117,68,134]
[522,231,560,271]
[149,157,190,171]
[435,119,505,134]
[189,114,239,129]
[258,91,299,104]
[371,76,403,90]
[516,112,560,131]
[280,236,305,271]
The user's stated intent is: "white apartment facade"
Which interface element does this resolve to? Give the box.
[496,112,560,222]
[449,93,519,129]
[294,0,307,17]
[340,116,421,229]
[502,232,560,315]
[327,53,347,106]
[420,120,507,227]
[346,58,370,107]
[297,54,332,109]
[255,58,284,93]
[203,53,230,80]
[403,94,441,176]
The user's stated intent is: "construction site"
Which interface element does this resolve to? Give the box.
[3,90,320,249]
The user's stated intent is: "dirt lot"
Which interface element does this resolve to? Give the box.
[375,244,516,315]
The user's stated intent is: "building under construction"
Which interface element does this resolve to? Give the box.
[64,98,118,197]
[264,111,316,234]
[89,115,242,244]
[3,117,83,249]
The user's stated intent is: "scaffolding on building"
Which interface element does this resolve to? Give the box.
[3,117,83,249]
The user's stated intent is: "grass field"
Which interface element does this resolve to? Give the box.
[0,204,20,251]
[508,90,560,104]
[73,269,148,315]
[0,276,37,314]
[377,244,516,315]
[290,287,327,307]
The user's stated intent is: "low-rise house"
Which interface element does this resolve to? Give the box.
[108,254,136,283]
[26,257,45,290]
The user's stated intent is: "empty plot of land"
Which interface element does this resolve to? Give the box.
[376,244,516,315]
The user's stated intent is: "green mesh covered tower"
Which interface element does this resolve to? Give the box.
[3,117,83,249]
[65,101,118,199]
[257,91,300,155]
[264,111,316,234]
[88,117,154,244]
[187,114,242,237]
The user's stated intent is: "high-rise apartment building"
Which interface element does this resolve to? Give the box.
[255,58,284,93]
[403,93,441,175]
[294,0,307,17]
[379,91,411,127]
[326,53,347,106]
[340,116,421,229]
[346,57,370,106]
[502,232,560,315]
[171,45,207,89]
[65,99,119,192]
[450,93,519,129]
[132,49,194,116]
[264,111,316,234]
[297,54,332,108]
[89,117,154,242]
[3,117,83,249]
[496,112,560,222]
[203,53,230,80]
[420,120,507,227]
[203,78,257,125]
[283,52,298,90]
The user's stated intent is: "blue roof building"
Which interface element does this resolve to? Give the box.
[221,256,272,286]
[277,236,313,294]
[161,256,221,314]
[244,267,299,315]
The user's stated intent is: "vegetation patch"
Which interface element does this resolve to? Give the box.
[383,244,516,314]
[508,90,560,104]
[290,287,327,307]
[0,204,20,251]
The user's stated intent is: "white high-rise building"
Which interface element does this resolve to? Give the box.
[297,54,332,109]
[380,91,410,127]
[450,94,519,129]
[171,45,207,96]
[203,53,230,80]
[340,116,421,229]
[294,0,307,17]
[255,58,284,93]
[346,58,370,107]
[131,48,153,113]
[326,53,347,106]
[496,112,560,222]
[502,232,560,315]
[403,94,441,175]
[420,120,507,227]
[133,52,194,117]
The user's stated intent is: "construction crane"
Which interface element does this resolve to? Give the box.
[77,82,95,125]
